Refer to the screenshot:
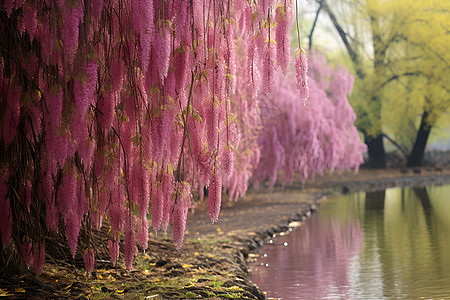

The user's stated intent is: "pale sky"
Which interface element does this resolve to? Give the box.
[297,0,345,52]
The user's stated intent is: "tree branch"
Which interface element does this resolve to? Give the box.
[321,1,365,79]
[382,134,409,159]
[380,71,420,88]
[308,0,323,50]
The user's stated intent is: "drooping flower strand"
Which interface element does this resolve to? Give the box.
[0,0,311,273]
[295,48,309,104]
[83,249,95,273]
[275,3,295,75]
[293,0,309,103]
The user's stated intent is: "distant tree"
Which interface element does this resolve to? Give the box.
[312,0,449,167]
[252,52,365,191]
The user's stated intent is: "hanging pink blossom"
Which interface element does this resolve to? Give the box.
[206,102,219,153]
[23,3,37,41]
[66,214,80,258]
[208,171,222,223]
[174,0,190,43]
[225,21,237,95]
[92,190,109,229]
[75,60,98,114]
[36,23,56,64]
[92,0,104,20]
[124,97,136,129]
[109,182,126,233]
[214,57,226,103]
[63,3,83,65]
[3,0,14,16]
[134,0,155,73]
[161,170,175,233]
[275,4,294,75]
[295,48,309,103]
[60,173,77,215]
[151,180,162,233]
[136,216,149,251]
[78,138,95,167]
[261,40,277,95]
[45,130,69,166]
[124,213,137,270]
[174,45,189,89]
[258,0,273,18]
[55,0,65,10]
[168,121,184,165]
[108,238,120,265]
[155,24,171,83]
[171,182,191,248]
[221,147,233,179]
[247,37,260,99]
[131,164,149,218]
[71,109,88,145]
[83,249,95,273]
[59,172,81,258]
[97,92,114,130]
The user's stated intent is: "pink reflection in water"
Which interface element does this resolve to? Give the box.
[250,216,363,299]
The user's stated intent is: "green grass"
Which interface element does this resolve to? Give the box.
[209,280,224,288]
[203,291,217,297]
[223,293,241,298]
[179,291,198,298]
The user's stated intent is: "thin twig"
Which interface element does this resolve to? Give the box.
[295,0,302,49]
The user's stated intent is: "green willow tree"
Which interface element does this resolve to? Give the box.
[384,1,450,167]
[312,0,449,167]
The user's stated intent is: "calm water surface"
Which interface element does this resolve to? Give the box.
[250,185,450,299]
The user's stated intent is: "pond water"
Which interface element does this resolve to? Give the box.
[250,184,450,299]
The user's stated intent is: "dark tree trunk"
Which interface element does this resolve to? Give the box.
[407,111,431,167]
[365,133,386,168]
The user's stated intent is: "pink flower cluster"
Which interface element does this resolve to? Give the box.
[295,48,310,104]
[0,0,303,273]
[252,52,365,190]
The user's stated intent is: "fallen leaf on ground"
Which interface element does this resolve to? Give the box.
[0,289,12,296]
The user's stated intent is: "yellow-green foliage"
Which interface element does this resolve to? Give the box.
[381,0,449,149]
[326,0,449,148]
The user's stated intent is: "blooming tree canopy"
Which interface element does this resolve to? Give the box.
[0,0,362,274]
[0,0,306,273]
[252,52,365,191]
